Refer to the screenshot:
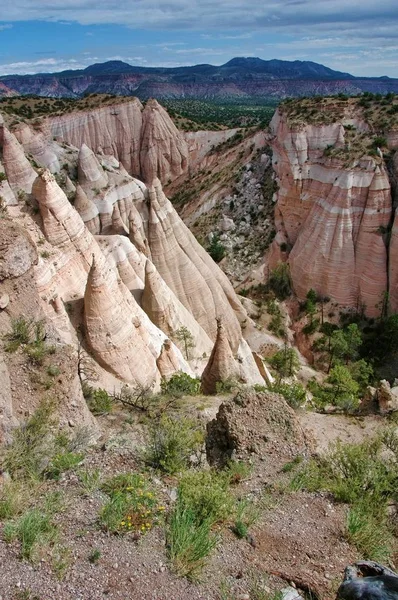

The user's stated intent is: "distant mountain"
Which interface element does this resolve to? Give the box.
[1,57,397,101]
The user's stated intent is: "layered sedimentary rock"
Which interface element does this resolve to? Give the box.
[74,184,100,234]
[140,99,188,183]
[14,123,60,172]
[269,108,392,316]
[201,319,240,394]
[1,127,37,193]
[48,98,189,184]
[83,254,158,386]
[142,259,213,358]
[146,178,247,350]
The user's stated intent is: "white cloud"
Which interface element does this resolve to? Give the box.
[0,24,12,31]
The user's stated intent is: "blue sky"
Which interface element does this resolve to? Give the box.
[0,1,397,77]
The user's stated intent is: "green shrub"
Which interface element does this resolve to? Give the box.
[269,346,300,380]
[0,482,32,520]
[271,382,306,409]
[88,548,101,564]
[3,508,58,560]
[145,415,204,474]
[87,388,113,415]
[178,470,234,526]
[45,452,83,480]
[208,235,226,263]
[267,263,292,300]
[2,400,55,479]
[3,316,33,352]
[99,473,163,535]
[166,500,218,580]
[346,500,393,562]
[161,372,200,398]
[233,498,259,539]
[78,468,102,495]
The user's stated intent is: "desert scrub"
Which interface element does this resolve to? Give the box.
[1,399,55,479]
[99,473,164,535]
[3,507,58,560]
[270,382,306,409]
[0,481,33,520]
[166,499,218,580]
[346,500,394,563]
[160,372,200,398]
[290,435,398,560]
[3,316,34,352]
[86,387,113,415]
[178,470,234,525]
[145,415,204,474]
[233,498,260,539]
[45,451,84,480]
[78,467,102,495]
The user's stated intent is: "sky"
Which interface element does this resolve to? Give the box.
[0,1,397,78]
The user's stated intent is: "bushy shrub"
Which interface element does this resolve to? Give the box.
[208,235,226,263]
[267,263,292,300]
[99,473,163,535]
[178,470,234,526]
[271,382,306,409]
[145,415,204,474]
[167,499,218,580]
[161,372,200,398]
[87,388,113,415]
[2,400,55,479]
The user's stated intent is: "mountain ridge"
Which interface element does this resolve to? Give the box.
[1,57,397,100]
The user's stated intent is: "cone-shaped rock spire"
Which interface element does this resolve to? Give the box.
[84,253,158,386]
[2,127,36,193]
[201,318,239,395]
[74,184,101,234]
[78,143,108,188]
[142,259,213,358]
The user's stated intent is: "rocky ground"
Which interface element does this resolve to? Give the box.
[0,389,388,600]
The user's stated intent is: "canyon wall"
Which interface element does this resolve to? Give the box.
[268,105,397,317]
[46,98,189,184]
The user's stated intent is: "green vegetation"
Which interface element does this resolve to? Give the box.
[160,372,201,398]
[86,388,113,416]
[269,345,300,381]
[99,473,163,535]
[167,499,218,580]
[4,507,58,560]
[3,316,55,364]
[162,99,277,131]
[291,433,398,561]
[267,263,292,300]
[144,415,204,474]
[271,381,306,409]
[208,234,226,263]
[174,326,195,360]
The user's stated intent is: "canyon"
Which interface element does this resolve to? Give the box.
[0,95,269,440]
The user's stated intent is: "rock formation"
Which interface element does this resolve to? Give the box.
[201,318,240,394]
[48,98,189,184]
[206,388,308,467]
[142,259,213,358]
[74,184,100,234]
[268,107,393,316]
[1,127,37,194]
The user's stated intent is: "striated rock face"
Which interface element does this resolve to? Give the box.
[1,127,37,194]
[74,184,101,234]
[140,99,188,184]
[47,98,189,184]
[146,178,247,350]
[268,108,392,316]
[142,259,213,358]
[83,254,159,386]
[201,318,239,394]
